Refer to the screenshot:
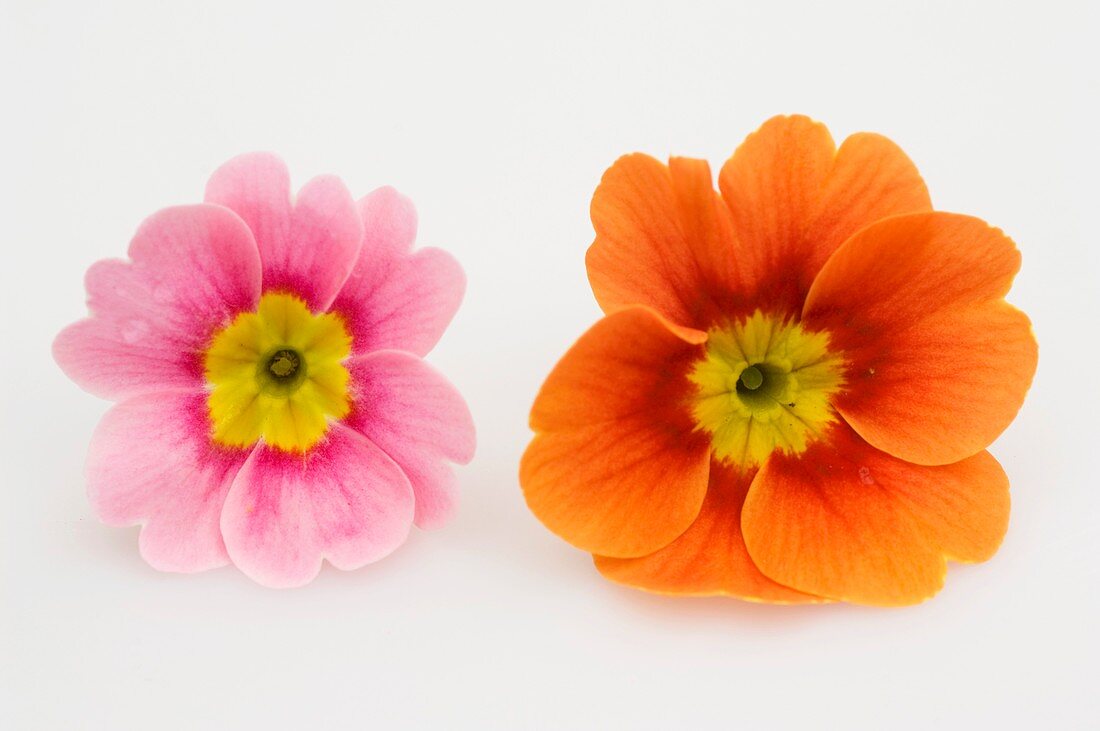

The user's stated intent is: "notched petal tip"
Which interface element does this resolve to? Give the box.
[592,465,825,604]
[204,151,291,199]
[360,184,418,227]
[743,425,1011,606]
[220,424,415,589]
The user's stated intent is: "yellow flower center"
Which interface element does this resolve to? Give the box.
[689,310,845,468]
[204,292,352,453]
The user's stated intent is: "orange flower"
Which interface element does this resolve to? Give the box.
[520,115,1037,606]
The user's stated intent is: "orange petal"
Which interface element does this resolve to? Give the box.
[718,115,931,314]
[523,422,711,559]
[742,423,1010,606]
[595,462,822,602]
[586,154,740,330]
[804,212,1038,465]
[523,306,711,557]
[889,449,1011,565]
[529,305,705,433]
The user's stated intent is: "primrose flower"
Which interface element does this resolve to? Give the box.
[521,115,1036,606]
[55,154,474,588]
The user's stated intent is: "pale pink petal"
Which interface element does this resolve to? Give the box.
[86,391,249,572]
[342,186,419,292]
[220,423,415,588]
[346,351,475,529]
[203,152,293,266]
[54,205,262,400]
[396,457,461,531]
[332,187,466,357]
[205,153,363,310]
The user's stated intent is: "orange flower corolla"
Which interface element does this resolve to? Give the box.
[520,115,1037,606]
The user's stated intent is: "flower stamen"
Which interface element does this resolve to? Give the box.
[268,349,300,380]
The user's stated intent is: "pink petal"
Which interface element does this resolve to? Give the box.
[205,153,363,310]
[220,423,415,588]
[86,391,249,573]
[332,187,466,357]
[346,351,475,529]
[345,185,420,291]
[54,205,262,400]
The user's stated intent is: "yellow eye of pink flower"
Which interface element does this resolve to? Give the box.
[204,292,352,453]
[689,311,844,468]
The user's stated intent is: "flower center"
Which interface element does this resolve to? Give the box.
[204,292,352,453]
[738,365,764,391]
[689,310,845,469]
[268,349,300,379]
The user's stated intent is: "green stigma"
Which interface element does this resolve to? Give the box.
[739,365,764,391]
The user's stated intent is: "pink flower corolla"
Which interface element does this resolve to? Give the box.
[54,154,475,587]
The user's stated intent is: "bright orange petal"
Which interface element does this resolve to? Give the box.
[586,154,739,330]
[889,449,1010,564]
[809,131,933,255]
[594,462,822,602]
[718,115,931,314]
[529,306,705,432]
[742,423,1010,606]
[804,212,1038,465]
[523,306,711,557]
[523,423,711,559]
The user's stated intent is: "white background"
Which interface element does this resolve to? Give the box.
[2,1,1097,728]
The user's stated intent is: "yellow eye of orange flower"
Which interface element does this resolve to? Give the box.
[689,311,845,468]
[203,292,352,452]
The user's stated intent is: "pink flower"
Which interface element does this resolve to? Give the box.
[54,153,475,588]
